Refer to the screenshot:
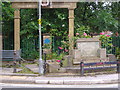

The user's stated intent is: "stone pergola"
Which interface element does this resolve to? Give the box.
[12,1,77,54]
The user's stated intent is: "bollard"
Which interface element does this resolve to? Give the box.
[60,59,63,67]
[117,59,120,73]
[13,61,17,73]
[44,53,47,75]
[80,62,84,76]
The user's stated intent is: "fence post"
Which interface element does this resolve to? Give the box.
[58,49,61,55]
[117,59,120,73]
[13,51,17,73]
[44,53,47,75]
[80,62,84,76]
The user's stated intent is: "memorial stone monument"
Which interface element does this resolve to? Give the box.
[73,37,107,64]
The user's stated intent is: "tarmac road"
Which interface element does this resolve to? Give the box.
[0,83,118,88]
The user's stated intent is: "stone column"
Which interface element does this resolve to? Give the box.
[68,8,74,55]
[14,9,20,50]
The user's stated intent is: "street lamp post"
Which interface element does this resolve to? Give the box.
[38,0,44,75]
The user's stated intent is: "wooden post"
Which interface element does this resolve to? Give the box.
[14,9,20,50]
[68,8,74,55]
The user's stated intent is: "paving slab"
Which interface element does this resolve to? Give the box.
[49,80,64,84]
[25,64,39,73]
[0,68,22,73]
[35,80,49,84]
[1,75,35,84]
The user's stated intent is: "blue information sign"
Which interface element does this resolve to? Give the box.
[44,38,50,44]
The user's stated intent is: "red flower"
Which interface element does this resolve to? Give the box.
[96,62,103,65]
[64,49,68,52]
[76,33,79,36]
[58,47,63,50]
[83,32,87,36]
[100,32,105,35]
[56,60,61,62]
[106,35,110,37]
[82,64,84,66]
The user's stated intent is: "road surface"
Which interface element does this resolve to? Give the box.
[0,83,118,88]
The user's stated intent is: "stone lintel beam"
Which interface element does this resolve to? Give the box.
[12,2,76,9]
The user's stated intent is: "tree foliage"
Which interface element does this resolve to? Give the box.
[2,2,119,37]
[75,2,119,33]
[2,2,14,49]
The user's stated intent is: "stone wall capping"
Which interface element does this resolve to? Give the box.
[77,37,100,42]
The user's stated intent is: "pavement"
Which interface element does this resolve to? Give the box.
[0,67,119,85]
[25,64,39,73]
[1,67,23,74]
[1,73,119,85]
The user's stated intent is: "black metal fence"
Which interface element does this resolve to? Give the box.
[101,36,120,55]
[80,60,120,76]
[111,36,120,54]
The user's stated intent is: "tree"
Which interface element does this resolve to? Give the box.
[75,2,119,34]
[2,2,14,49]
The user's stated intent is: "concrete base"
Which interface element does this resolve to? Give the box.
[48,62,60,73]
[107,54,117,61]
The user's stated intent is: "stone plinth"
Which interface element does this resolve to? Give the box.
[43,49,51,54]
[48,62,60,73]
[72,49,81,63]
[107,54,117,61]
[63,55,73,67]
[98,48,107,61]
[72,37,108,64]
[76,38,100,57]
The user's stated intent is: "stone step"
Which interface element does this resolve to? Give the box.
[73,60,100,65]
[73,58,106,65]
[81,57,100,59]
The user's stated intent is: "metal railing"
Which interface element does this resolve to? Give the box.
[80,60,120,76]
